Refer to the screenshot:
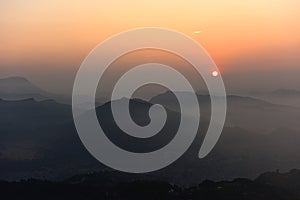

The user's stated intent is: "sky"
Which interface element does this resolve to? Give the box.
[1,0,300,94]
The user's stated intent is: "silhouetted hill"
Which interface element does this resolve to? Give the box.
[0,98,99,180]
[94,98,182,152]
[1,170,300,200]
[256,169,300,196]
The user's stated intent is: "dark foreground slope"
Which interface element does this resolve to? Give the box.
[1,169,300,200]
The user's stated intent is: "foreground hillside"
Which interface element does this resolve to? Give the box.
[1,169,300,200]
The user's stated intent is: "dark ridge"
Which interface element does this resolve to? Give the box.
[0,98,36,103]
[1,169,300,200]
[0,76,30,82]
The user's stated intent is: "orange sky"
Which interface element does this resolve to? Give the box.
[1,0,300,93]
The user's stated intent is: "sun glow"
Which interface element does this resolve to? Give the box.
[212,71,219,77]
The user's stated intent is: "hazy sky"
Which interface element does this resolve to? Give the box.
[1,0,300,94]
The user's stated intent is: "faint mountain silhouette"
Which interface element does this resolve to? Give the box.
[246,89,300,107]
[150,91,300,133]
[0,77,46,100]
[0,76,108,105]
[271,89,300,97]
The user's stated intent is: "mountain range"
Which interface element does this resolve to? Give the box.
[1,77,300,186]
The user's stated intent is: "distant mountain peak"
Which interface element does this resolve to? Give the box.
[0,76,47,101]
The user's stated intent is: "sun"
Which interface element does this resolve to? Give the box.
[212,70,219,77]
